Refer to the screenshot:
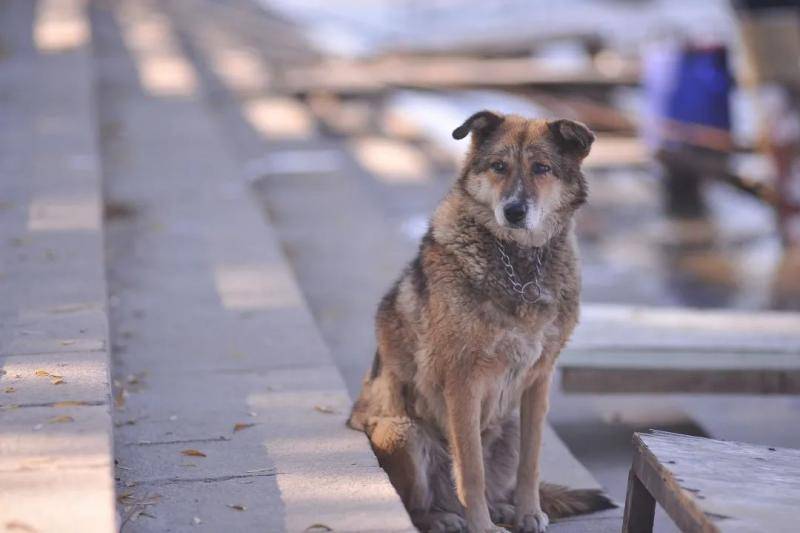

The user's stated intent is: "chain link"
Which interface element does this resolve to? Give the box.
[496,239,545,304]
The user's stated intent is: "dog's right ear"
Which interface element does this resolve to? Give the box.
[452,110,504,143]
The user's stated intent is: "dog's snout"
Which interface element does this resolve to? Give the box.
[503,201,527,226]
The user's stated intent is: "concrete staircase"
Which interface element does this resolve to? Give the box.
[1,1,409,531]
[0,1,115,531]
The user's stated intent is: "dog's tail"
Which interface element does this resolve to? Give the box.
[540,483,617,519]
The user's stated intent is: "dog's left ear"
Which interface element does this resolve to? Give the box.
[547,119,595,160]
[452,110,504,143]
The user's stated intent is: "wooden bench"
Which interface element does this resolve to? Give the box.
[560,304,800,394]
[623,431,800,532]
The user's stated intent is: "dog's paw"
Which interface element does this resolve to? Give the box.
[427,512,468,533]
[515,510,549,533]
[489,502,516,526]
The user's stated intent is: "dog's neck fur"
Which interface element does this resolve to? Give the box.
[431,188,575,312]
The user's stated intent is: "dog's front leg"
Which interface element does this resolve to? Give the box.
[445,384,504,533]
[515,375,552,533]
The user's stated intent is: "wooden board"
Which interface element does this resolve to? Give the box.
[560,304,800,394]
[627,431,800,533]
[281,56,639,95]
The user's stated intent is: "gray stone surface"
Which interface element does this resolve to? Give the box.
[92,1,412,531]
[0,0,116,531]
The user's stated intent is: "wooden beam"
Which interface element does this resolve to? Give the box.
[560,304,800,394]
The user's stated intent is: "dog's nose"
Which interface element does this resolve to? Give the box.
[503,201,527,226]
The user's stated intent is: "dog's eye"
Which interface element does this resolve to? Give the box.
[532,162,551,175]
[490,160,507,173]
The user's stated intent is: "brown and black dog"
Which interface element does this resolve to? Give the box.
[348,111,613,532]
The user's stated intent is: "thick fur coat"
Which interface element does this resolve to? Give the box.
[348,111,613,533]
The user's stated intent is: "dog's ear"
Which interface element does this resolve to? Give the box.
[452,110,504,143]
[547,119,595,160]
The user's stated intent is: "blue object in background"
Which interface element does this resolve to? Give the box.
[666,45,733,132]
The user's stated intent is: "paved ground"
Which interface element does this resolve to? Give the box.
[92,1,410,531]
[0,1,115,531]
[2,1,411,531]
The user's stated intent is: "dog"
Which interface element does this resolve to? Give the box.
[348,111,614,533]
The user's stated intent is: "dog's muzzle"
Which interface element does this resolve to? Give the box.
[503,201,527,227]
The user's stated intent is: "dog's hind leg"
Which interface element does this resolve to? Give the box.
[368,415,471,533]
[364,416,437,523]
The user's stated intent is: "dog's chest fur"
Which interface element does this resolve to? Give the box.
[479,325,550,426]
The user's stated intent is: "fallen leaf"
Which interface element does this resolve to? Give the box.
[34,370,50,377]
[50,378,65,385]
[233,422,255,433]
[180,449,206,457]
[305,524,333,532]
[48,415,74,424]
[4,387,15,393]
[60,340,76,346]
[314,405,336,414]
[53,400,87,407]
[115,388,128,409]
[227,504,246,511]
[5,520,38,532]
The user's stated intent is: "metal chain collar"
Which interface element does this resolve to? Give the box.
[496,239,545,304]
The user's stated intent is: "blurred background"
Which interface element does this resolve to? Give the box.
[234,0,800,312]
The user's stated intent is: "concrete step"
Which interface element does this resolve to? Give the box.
[91,1,412,531]
[0,0,116,531]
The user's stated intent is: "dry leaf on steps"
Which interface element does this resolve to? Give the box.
[48,415,74,424]
[180,449,207,457]
[54,400,88,407]
[305,524,333,532]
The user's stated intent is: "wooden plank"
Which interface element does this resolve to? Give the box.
[630,431,800,533]
[622,468,655,533]
[560,304,800,394]
[281,56,639,95]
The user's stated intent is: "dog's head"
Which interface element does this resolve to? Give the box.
[453,111,593,246]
